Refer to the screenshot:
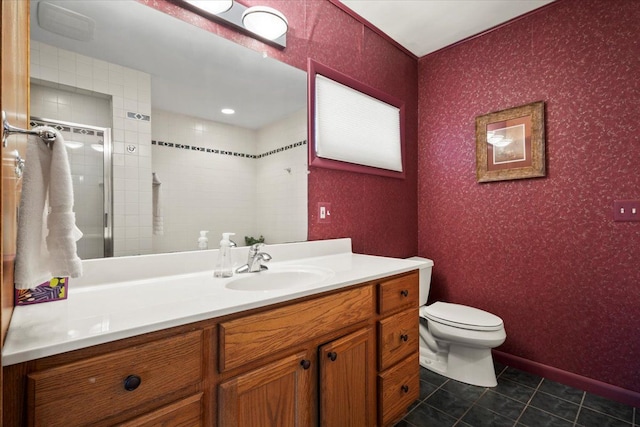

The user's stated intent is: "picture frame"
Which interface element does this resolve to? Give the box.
[475,101,546,183]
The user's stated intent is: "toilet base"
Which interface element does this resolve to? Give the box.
[419,343,498,387]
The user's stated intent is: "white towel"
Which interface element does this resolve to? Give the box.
[152,172,163,235]
[14,127,83,290]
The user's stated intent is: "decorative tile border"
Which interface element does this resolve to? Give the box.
[30,119,105,137]
[151,139,307,160]
[127,111,150,121]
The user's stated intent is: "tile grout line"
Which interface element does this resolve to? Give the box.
[424,379,473,424]
[524,391,584,425]
[454,385,491,425]
[419,375,493,426]
[402,377,450,425]
[579,396,636,425]
[452,365,519,426]
[525,387,634,427]
[404,366,637,427]
[512,376,544,426]
[572,390,586,427]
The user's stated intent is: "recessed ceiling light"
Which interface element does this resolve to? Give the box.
[221,108,235,115]
[64,141,84,149]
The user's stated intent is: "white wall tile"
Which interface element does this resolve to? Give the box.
[31,43,153,257]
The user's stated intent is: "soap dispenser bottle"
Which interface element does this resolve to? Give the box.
[214,232,235,278]
[198,230,209,250]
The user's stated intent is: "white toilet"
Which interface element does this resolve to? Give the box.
[409,257,506,387]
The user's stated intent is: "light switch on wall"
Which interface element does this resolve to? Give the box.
[318,202,332,223]
[613,199,640,222]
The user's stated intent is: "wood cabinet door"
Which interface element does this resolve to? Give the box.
[319,327,375,427]
[218,351,314,427]
[1,1,30,423]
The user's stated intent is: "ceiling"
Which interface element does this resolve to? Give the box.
[339,0,556,57]
[30,0,306,130]
[30,1,556,129]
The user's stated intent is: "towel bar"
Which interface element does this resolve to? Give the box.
[2,110,56,148]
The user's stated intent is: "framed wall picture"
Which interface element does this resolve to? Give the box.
[475,101,546,183]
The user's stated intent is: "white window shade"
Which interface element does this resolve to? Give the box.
[314,75,403,173]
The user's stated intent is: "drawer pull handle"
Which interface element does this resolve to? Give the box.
[328,352,338,362]
[400,290,409,297]
[123,375,141,391]
[401,385,409,393]
[400,334,409,342]
[300,359,311,370]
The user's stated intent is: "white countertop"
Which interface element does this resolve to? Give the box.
[3,239,425,366]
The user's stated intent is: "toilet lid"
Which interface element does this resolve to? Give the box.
[423,302,504,331]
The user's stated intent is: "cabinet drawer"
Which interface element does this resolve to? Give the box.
[378,354,420,427]
[377,271,418,314]
[220,285,373,372]
[27,330,203,427]
[119,393,203,427]
[378,308,418,371]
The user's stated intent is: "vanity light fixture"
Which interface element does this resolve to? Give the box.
[241,6,288,41]
[183,0,233,15]
[180,0,288,48]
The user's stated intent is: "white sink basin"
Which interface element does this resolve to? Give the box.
[225,265,334,291]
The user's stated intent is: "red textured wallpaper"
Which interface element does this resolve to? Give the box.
[142,0,419,258]
[417,0,640,393]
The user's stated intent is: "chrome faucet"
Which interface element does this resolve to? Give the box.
[236,243,272,273]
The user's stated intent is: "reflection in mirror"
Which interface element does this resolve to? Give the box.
[29,0,308,258]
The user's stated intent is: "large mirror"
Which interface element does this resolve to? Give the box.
[29,0,308,258]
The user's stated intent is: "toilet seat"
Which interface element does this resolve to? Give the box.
[422,302,503,332]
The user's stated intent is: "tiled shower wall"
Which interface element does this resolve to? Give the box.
[31,41,152,257]
[151,108,307,252]
[29,88,110,259]
[151,109,256,252]
[255,109,307,244]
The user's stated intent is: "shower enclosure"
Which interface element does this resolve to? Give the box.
[31,117,113,259]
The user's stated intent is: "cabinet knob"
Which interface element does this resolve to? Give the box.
[327,351,338,362]
[300,359,311,370]
[401,385,409,393]
[123,375,141,391]
[400,334,409,342]
[400,289,409,297]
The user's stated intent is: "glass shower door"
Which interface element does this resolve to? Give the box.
[31,117,113,259]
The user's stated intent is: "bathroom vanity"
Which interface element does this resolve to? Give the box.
[2,239,422,426]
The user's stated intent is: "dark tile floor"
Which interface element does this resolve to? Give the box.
[396,363,638,427]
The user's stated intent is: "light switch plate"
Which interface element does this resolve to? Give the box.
[318,202,332,223]
[613,199,640,222]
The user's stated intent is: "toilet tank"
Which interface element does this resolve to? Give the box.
[407,257,434,306]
